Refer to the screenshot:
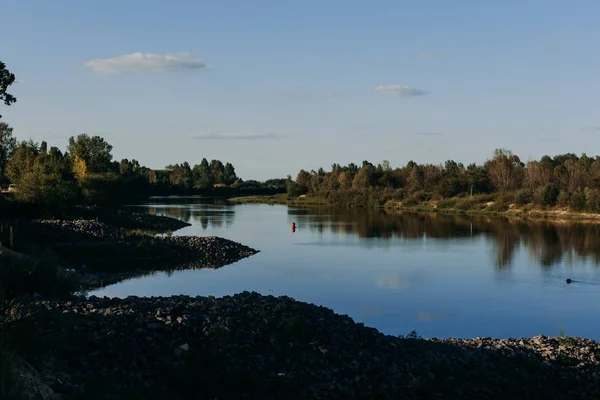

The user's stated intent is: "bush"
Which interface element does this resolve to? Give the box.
[401,196,421,207]
[516,189,533,205]
[535,184,560,206]
[496,192,515,204]
[455,198,476,210]
[436,199,457,209]
[557,190,570,206]
[487,201,509,212]
[585,188,600,213]
[570,190,586,212]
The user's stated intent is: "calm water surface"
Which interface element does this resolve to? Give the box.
[92,197,600,340]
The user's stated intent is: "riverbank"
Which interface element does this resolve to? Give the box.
[228,194,327,206]
[3,292,599,399]
[386,201,600,223]
[0,207,259,291]
[228,194,600,223]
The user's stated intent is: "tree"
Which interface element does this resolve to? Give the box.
[0,61,17,119]
[7,140,39,183]
[223,162,237,185]
[192,158,213,188]
[0,122,16,181]
[67,134,113,174]
[209,160,225,184]
[73,155,88,179]
[524,160,551,190]
[486,149,523,192]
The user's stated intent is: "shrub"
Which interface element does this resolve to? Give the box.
[535,184,560,206]
[557,190,570,206]
[455,198,475,210]
[570,190,586,212]
[436,199,457,209]
[516,189,533,205]
[585,188,600,213]
[487,201,508,212]
[496,192,516,204]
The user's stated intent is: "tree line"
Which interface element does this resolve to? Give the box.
[286,149,600,212]
[0,125,253,207]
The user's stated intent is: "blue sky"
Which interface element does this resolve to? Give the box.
[2,1,600,180]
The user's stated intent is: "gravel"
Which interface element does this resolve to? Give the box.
[9,292,600,399]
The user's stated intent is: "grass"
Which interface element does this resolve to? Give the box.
[228,194,328,206]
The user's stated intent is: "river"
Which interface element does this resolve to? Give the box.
[91,196,600,340]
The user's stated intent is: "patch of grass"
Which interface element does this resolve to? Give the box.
[558,328,578,346]
[436,199,457,209]
[228,194,327,206]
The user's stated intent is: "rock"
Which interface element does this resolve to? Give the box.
[9,292,600,399]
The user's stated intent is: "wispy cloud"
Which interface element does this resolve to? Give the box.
[84,52,211,75]
[418,51,451,59]
[415,132,445,136]
[375,85,429,97]
[188,132,289,140]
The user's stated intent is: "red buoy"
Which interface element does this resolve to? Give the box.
[291,222,296,233]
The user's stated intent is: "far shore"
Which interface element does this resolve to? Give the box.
[227,194,600,223]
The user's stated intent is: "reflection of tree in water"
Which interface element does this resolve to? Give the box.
[145,198,236,231]
[146,206,192,224]
[288,207,600,269]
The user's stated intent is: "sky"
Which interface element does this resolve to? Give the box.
[2,0,600,180]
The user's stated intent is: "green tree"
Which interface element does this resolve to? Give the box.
[223,162,237,185]
[0,122,16,182]
[192,158,213,188]
[7,140,39,183]
[0,61,17,119]
[67,134,114,174]
[209,159,225,184]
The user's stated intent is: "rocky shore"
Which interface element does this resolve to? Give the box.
[5,292,600,399]
[79,235,259,289]
[1,213,258,290]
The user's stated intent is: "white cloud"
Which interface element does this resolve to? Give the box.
[375,85,429,97]
[84,52,210,75]
[188,132,289,140]
[418,51,451,59]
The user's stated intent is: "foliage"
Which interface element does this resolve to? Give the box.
[0,61,16,120]
[570,190,586,211]
[282,149,600,211]
[67,134,113,174]
[535,184,560,206]
[0,122,16,183]
[516,189,533,205]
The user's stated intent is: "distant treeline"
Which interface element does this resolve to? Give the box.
[0,123,285,210]
[285,149,600,211]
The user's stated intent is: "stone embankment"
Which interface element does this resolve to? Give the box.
[9,215,258,289]
[9,292,600,399]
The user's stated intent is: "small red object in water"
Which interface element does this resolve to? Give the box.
[291,222,296,233]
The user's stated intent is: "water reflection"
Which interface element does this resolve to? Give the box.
[137,197,600,269]
[288,208,600,269]
[142,197,235,230]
